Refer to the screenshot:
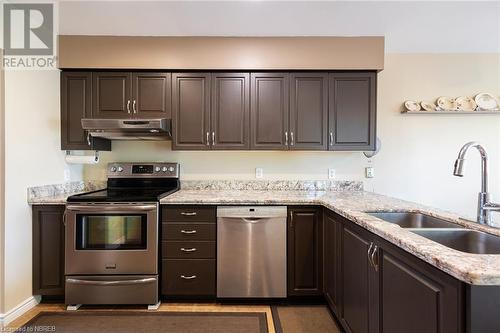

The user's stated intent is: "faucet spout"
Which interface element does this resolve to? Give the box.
[453,141,488,193]
[453,142,498,226]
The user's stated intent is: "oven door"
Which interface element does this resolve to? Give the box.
[65,203,158,275]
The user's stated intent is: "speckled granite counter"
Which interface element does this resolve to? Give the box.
[161,189,500,285]
[27,180,105,205]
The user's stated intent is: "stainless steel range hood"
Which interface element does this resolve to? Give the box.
[81,118,171,141]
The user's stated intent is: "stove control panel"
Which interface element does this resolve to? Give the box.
[107,162,179,178]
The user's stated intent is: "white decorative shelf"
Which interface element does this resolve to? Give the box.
[403,110,500,115]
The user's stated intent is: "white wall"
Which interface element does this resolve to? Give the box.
[3,69,82,312]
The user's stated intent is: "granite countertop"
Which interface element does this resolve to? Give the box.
[161,189,500,285]
[28,180,106,205]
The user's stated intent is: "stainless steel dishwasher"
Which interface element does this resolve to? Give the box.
[217,206,287,298]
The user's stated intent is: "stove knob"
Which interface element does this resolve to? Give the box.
[168,166,175,172]
[162,166,168,172]
[117,166,124,172]
[110,166,117,172]
[155,166,161,172]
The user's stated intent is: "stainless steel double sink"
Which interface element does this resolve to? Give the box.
[367,212,500,255]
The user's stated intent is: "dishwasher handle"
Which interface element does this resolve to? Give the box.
[242,217,265,223]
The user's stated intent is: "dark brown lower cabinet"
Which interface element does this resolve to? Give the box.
[341,223,377,333]
[287,207,323,296]
[161,205,216,298]
[323,212,342,315]
[32,205,65,297]
[326,210,464,333]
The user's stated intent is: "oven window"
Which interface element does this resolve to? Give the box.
[76,214,147,250]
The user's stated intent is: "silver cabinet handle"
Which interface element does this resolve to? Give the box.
[180,275,197,280]
[285,132,289,146]
[212,132,215,146]
[180,248,197,252]
[367,242,374,266]
[180,212,197,216]
[371,245,379,272]
[66,277,156,286]
[206,132,210,146]
[329,132,334,146]
[289,211,294,228]
[126,100,131,114]
[290,132,294,146]
[180,230,197,234]
[132,99,137,114]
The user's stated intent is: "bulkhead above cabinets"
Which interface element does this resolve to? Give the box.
[60,70,376,152]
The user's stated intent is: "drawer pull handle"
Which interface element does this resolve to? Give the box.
[180,275,197,280]
[180,230,197,234]
[180,212,197,216]
[180,247,197,252]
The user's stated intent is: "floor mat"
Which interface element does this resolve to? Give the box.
[17,311,269,333]
[272,305,341,333]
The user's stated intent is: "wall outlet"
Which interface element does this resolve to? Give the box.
[365,166,375,178]
[255,167,264,179]
[328,168,336,179]
[64,168,71,182]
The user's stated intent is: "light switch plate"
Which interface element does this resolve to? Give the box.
[328,168,336,179]
[255,168,264,179]
[365,166,375,178]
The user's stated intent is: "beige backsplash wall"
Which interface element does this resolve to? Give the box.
[84,53,500,222]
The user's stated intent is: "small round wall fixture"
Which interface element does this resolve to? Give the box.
[363,137,381,158]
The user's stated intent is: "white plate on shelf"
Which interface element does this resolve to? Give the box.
[420,101,437,111]
[404,100,421,112]
[475,93,498,110]
[436,96,456,111]
[455,96,477,111]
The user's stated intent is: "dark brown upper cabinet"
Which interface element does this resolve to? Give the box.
[132,73,171,118]
[329,72,376,151]
[32,205,65,298]
[92,72,132,118]
[60,72,111,151]
[287,207,323,296]
[172,73,211,150]
[250,73,289,150]
[289,73,328,150]
[211,73,250,150]
[93,72,171,119]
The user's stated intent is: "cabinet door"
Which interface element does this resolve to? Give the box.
[250,73,289,150]
[342,224,375,333]
[92,72,132,118]
[132,72,171,118]
[329,72,376,151]
[211,73,250,150]
[289,73,328,150]
[61,72,111,151]
[324,212,342,316]
[172,73,211,150]
[32,205,65,297]
[287,207,323,296]
[379,247,461,333]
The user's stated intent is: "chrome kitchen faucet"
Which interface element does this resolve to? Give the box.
[453,142,500,226]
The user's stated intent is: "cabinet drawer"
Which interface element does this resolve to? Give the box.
[162,224,216,241]
[162,241,215,259]
[162,206,216,222]
[162,259,215,296]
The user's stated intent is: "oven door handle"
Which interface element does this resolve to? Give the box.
[65,204,157,212]
[66,277,157,286]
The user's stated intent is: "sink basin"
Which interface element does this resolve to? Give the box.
[411,229,500,254]
[367,212,462,229]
